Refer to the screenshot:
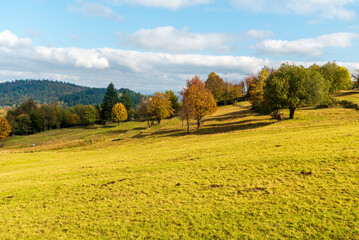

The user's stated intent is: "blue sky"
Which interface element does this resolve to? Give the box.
[0,0,359,92]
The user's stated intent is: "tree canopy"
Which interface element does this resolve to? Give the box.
[111,103,128,125]
[319,62,352,93]
[181,75,217,129]
[205,72,227,103]
[147,92,173,124]
[264,63,328,119]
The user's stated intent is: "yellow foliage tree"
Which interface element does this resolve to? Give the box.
[0,117,11,147]
[147,92,173,124]
[111,103,128,125]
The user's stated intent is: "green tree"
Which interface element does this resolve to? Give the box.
[147,92,173,124]
[205,72,227,103]
[320,62,352,93]
[0,117,11,147]
[119,90,134,120]
[101,83,119,122]
[81,105,98,125]
[264,63,329,119]
[111,103,128,125]
[165,90,180,113]
[39,105,58,131]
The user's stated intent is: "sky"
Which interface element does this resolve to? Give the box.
[0,0,359,93]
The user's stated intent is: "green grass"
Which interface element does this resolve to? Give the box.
[1,102,359,239]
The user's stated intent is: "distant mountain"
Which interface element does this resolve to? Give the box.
[0,79,142,107]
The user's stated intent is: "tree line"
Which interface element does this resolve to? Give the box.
[245,62,355,119]
[0,62,357,146]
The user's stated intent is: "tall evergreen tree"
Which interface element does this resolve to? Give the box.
[101,83,119,121]
[119,90,134,119]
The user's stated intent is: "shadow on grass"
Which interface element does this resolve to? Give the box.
[133,127,147,130]
[131,107,275,139]
[203,109,253,123]
[107,129,128,134]
[333,91,359,97]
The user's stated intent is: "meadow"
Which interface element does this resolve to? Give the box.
[0,100,359,239]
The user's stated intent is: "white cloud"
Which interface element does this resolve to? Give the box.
[0,30,32,48]
[257,32,359,56]
[246,30,274,39]
[36,47,110,69]
[118,26,234,52]
[69,0,122,21]
[109,0,211,9]
[231,0,358,20]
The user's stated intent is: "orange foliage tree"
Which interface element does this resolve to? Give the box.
[147,92,173,124]
[181,75,217,130]
[111,103,128,125]
[0,117,12,147]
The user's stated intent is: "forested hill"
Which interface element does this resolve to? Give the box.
[0,80,142,107]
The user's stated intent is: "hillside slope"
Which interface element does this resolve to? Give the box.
[0,80,142,107]
[0,104,358,238]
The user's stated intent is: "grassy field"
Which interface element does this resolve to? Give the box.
[1,101,359,239]
[333,90,359,105]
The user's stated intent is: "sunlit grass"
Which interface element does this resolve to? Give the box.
[0,102,358,238]
[333,90,359,105]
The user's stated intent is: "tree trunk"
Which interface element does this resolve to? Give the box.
[0,141,2,147]
[186,115,190,134]
[289,107,295,119]
[197,118,201,129]
[157,119,161,125]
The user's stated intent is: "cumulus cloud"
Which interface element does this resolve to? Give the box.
[69,0,122,21]
[36,47,110,69]
[118,26,235,53]
[231,0,358,20]
[256,32,359,56]
[109,0,211,9]
[0,30,32,48]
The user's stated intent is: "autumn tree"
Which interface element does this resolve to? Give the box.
[111,103,128,125]
[101,83,119,122]
[135,97,152,126]
[181,75,217,129]
[205,72,227,103]
[264,63,329,119]
[0,117,11,147]
[226,81,244,103]
[248,67,271,110]
[147,92,173,124]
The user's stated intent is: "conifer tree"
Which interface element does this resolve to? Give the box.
[101,83,119,121]
[119,90,133,119]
